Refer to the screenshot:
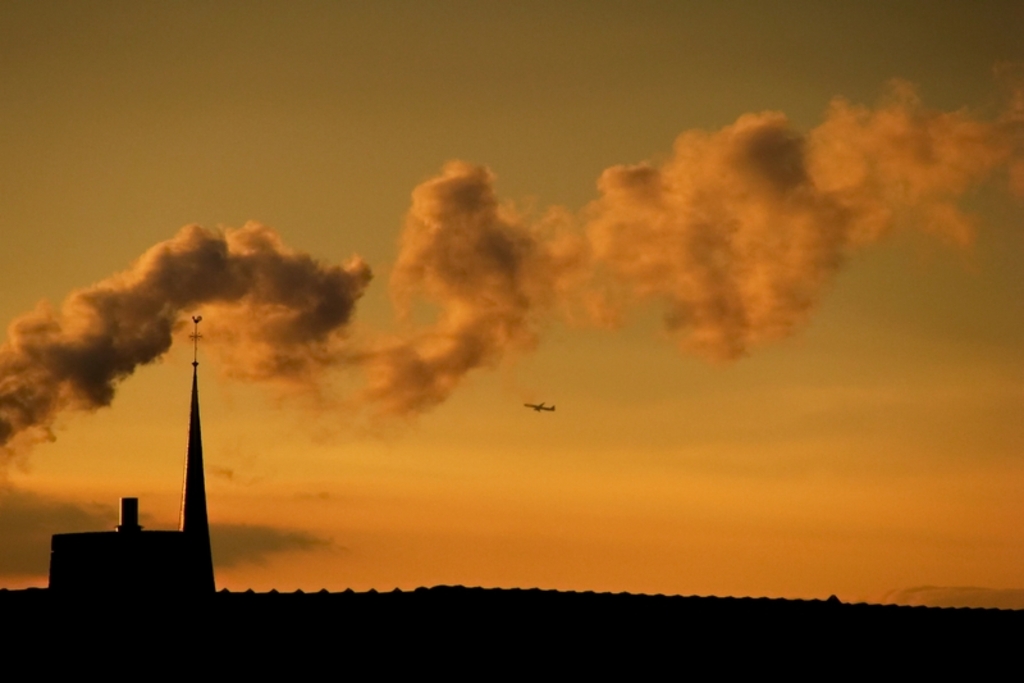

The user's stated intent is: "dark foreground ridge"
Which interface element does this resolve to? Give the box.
[4,584,1021,659]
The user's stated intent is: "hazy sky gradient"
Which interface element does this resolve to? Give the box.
[2,1,1023,605]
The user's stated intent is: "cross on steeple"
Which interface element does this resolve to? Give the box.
[190,315,203,367]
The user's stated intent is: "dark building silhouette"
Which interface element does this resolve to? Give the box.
[48,360,216,594]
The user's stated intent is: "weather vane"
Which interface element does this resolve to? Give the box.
[190,315,203,366]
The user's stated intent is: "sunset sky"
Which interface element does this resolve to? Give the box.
[3,1,1024,608]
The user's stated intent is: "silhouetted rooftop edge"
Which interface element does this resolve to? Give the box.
[4,584,1022,612]
[6,584,1021,661]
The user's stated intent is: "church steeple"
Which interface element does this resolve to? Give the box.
[49,316,218,594]
[180,315,215,592]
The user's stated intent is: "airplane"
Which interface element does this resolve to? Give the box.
[524,402,555,412]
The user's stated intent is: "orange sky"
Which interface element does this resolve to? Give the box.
[2,1,1023,608]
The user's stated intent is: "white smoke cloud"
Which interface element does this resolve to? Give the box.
[0,223,371,457]
[354,82,1017,409]
[1,81,1020,452]
[587,82,1010,359]
[357,161,586,415]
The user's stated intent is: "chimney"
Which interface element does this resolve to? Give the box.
[117,497,142,532]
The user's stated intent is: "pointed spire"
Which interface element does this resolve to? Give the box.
[180,315,215,592]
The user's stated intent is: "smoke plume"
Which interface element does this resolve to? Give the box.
[1,81,1020,450]
[358,162,586,414]
[359,82,1018,409]
[587,82,1012,359]
[0,224,371,453]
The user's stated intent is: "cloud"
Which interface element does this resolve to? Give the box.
[357,161,586,415]
[0,487,114,577]
[355,81,1018,409]
[1,79,1021,446]
[0,223,371,459]
[880,585,1024,610]
[210,523,333,568]
[587,81,1011,359]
